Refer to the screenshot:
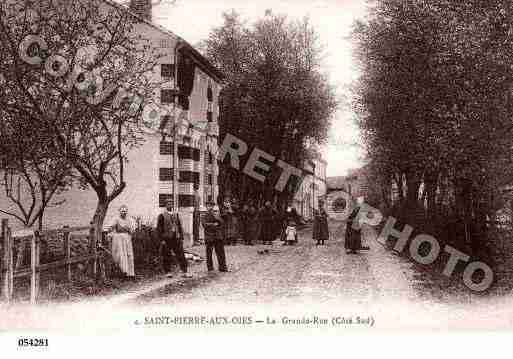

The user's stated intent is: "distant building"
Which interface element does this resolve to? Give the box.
[326,165,369,218]
[345,166,370,200]
[293,154,327,220]
[0,0,223,247]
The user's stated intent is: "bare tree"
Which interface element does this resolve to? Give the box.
[0,112,72,230]
[0,0,164,251]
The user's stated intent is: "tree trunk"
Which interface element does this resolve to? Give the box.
[426,183,437,218]
[471,189,488,257]
[395,173,404,203]
[91,196,109,281]
[38,214,43,232]
[436,173,448,215]
[455,178,473,250]
[406,172,421,207]
[424,171,439,219]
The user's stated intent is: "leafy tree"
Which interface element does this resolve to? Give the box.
[202,11,337,207]
[353,0,513,251]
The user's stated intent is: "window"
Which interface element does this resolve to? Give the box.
[179,171,199,184]
[159,141,173,155]
[159,194,173,208]
[208,152,213,164]
[160,39,174,49]
[159,168,174,181]
[161,64,175,78]
[161,89,175,104]
[207,87,213,102]
[193,149,200,162]
[207,111,213,122]
[208,174,213,185]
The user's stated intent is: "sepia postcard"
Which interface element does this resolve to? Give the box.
[2,0,513,355]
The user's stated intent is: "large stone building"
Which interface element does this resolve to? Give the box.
[0,0,223,247]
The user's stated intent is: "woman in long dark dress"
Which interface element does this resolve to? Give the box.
[313,203,329,246]
[345,207,362,254]
[246,204,259,245]
[259,201,276,245]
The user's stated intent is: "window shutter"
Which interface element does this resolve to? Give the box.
[159,168,174,181]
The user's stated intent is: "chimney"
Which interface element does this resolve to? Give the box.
[129,0,152,22]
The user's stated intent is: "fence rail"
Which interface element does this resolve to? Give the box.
[1,219,100,304]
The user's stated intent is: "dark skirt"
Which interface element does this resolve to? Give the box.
[313,218,329,241]
[345,223,362,250]
[246,220,259,242]
[261,220,275,242]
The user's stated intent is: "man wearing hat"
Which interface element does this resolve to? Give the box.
[157,199,192,278]
[201,200,228,272]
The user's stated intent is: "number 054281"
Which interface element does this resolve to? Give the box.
[18,338,49,347]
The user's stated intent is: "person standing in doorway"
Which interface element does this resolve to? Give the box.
[157,199,192,278]
[202,200,228,272]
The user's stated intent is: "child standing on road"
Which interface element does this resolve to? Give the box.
[284,219,297,245]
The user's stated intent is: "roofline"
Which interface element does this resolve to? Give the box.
[100,0,225,83]
[177,43,225,83]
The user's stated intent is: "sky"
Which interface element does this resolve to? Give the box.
[150,0,369,177]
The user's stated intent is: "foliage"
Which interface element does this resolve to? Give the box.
[0,0,163,244]
[353,0,513,251]
[202,11,337,207]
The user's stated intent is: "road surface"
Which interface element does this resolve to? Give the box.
[1,220,511,331]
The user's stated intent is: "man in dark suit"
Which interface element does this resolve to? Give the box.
[157,199,192,278]
[202,200,228,272]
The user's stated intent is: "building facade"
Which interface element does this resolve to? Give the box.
[0,0,223,247]
[293,156,327,220]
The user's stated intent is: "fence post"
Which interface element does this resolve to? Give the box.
[30,232,40,304]
[7,227,13,301]
[2,219,10,302]
[36,232,40,301]
[63,226,71,283]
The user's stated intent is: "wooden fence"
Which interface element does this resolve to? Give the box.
[1,219,100,304]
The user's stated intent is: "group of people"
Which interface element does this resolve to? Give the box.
[217,199,292,246]
[108,200,194,280]
[106,198,367,280]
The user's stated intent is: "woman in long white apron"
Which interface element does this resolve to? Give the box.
[109,205,136,279]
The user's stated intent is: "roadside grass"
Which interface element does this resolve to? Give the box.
[370,203,513,303]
